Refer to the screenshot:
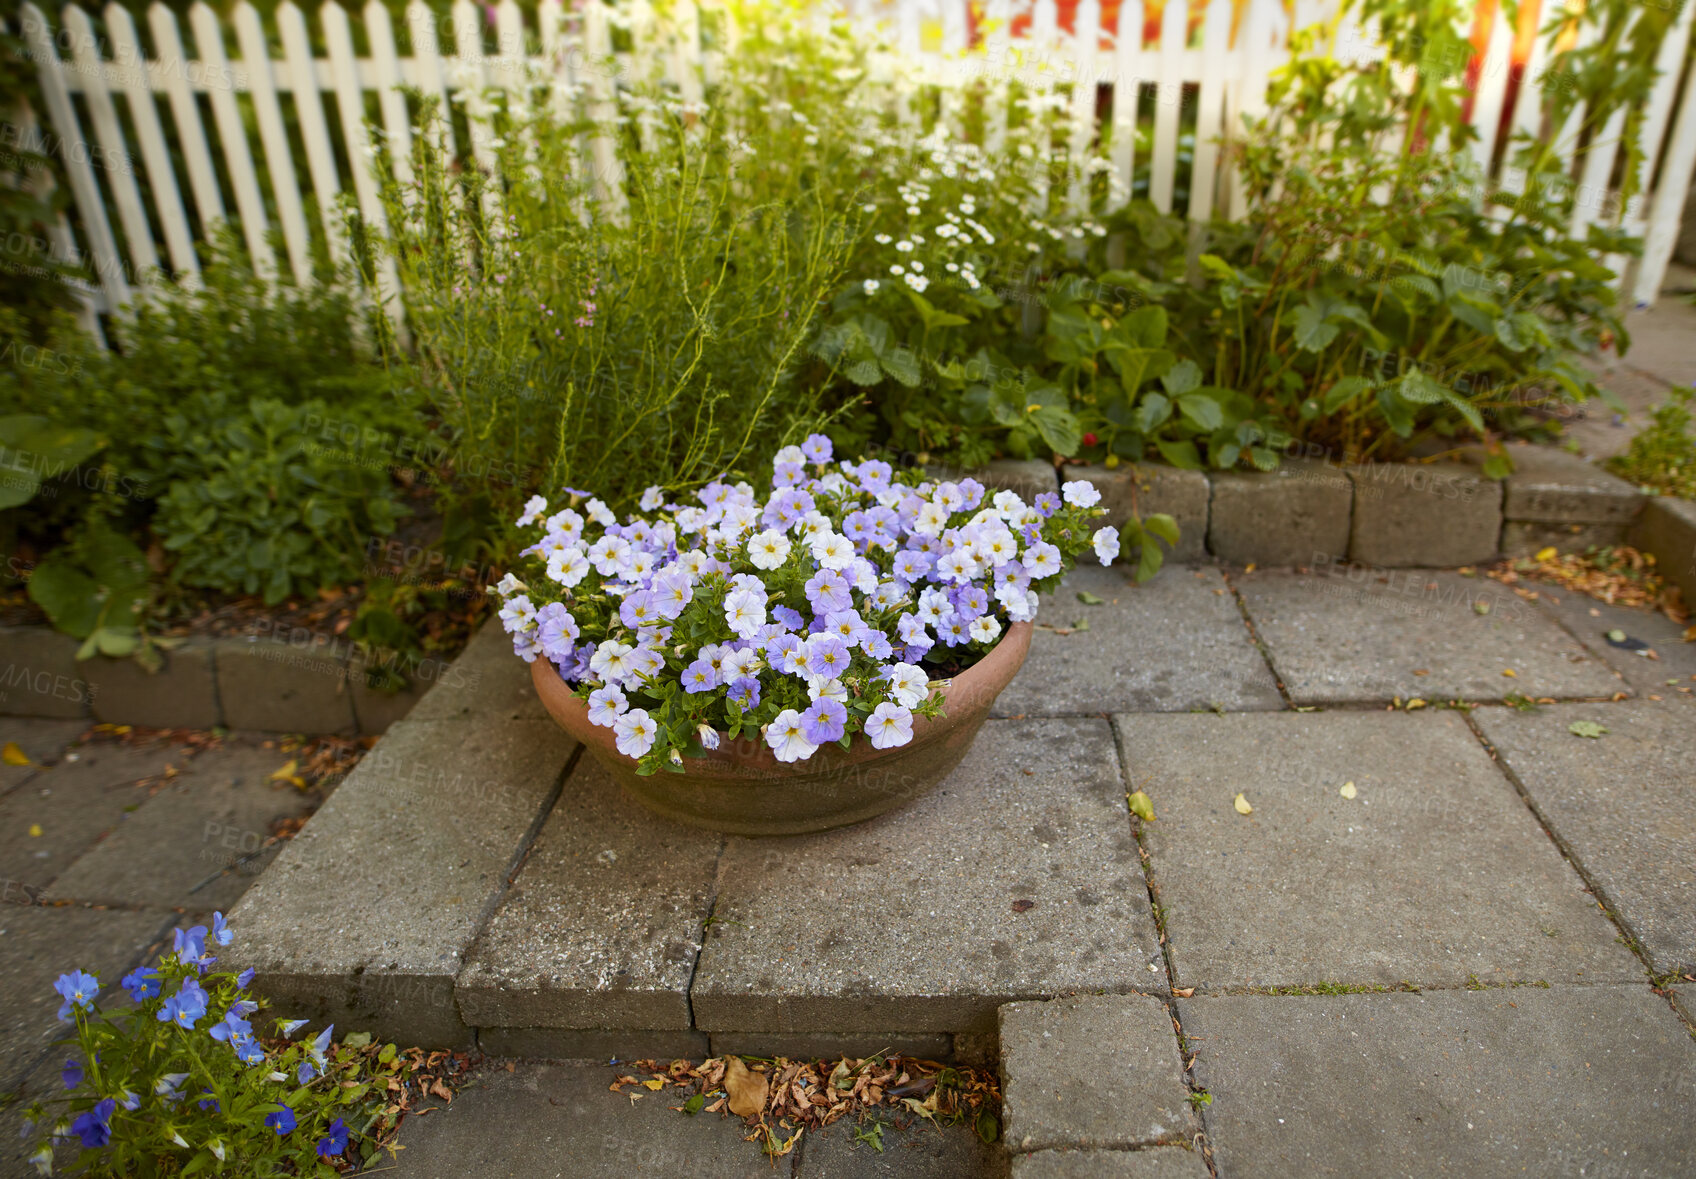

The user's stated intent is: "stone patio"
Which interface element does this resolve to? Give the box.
[4,553,1694,1176]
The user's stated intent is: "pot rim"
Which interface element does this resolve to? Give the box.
[530,619,1033,776]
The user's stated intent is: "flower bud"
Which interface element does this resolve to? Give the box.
[668,747,683,767]
[697,724,721,751]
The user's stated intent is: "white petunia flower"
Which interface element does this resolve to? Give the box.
[1092,526,1121,565]
[884,662,930,708]
[613,708,657,759]
[765,709,819,763]
[748,529,793,570]
[1061,480,1102,508]
[865,701,914,749]
[810,531,855,570]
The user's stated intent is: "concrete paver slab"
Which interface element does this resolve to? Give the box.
[1122,711,1641,990]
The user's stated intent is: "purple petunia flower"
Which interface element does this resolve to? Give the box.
[727,677,761,710]
[800,433,833,464]
[799,698,848,744]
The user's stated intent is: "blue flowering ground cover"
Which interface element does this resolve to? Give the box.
[22,914,391,1176]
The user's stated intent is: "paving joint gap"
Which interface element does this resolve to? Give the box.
[1219,569,1291,708]
[1108,714,1214,1176]
[683,834,727,1032]
[1461,710,1659,984]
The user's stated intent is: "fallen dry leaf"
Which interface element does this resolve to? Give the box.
[1340,781,1357,800]
[1233,793,1253,816]
[1127,790,1156,823]
[724,1056,767,1118]
[1,742,29,767]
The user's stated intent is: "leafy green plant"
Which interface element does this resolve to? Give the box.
[1608,386,1695,499]
[150,398,407,605]
[0,244,426,645]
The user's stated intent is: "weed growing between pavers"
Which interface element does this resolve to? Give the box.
[607,1054,1001,1161]
[22,913,472,1176]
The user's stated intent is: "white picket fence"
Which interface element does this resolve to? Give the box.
[11,0,1696,344]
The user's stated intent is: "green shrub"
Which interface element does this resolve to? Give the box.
[0,246,425,640]
[1608,387,1695,499]
[150,397,407,604]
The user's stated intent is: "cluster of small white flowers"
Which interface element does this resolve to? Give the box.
[496,438,1117,768]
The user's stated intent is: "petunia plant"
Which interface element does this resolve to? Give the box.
[495,435,1117,773]
[23,915,385,1176]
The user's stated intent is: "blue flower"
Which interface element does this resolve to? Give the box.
[235,1039,265,1066]
[208,1011,251,1046]
[316,1117,349,1158]
[156,979,208,1029]
[61,1057,83,1090]
[229,999,258,1018]
[70,1098,114,1149]
[120,967,160,1002]
[297,1060,317,1085]
[263,1106,296,1136]
[154,1072,188,1100]
[118,1089,140,1111]
[172,925,205,961]
[307,1024,334,1069]
[197,1088,220,1113]
[54,971,99,1022]
[236,968,255,988]
[210,912,234,947]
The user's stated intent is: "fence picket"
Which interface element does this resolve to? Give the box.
[1065,0,1100,214]
[63,4,161,282]
[407,0,458,159]
[1186,0,1231,222]
[1634,41,1696,306]
[5,81,106,336]
[1107,0,1142,210]
[579,0,626,215]
[1468,2,1512,180]
[982,0,1011,153]
[1227,0,1283,220]
[363,1,414,185]
[1619,0,1693,296]
[1148,0,1185,213]
[105,3,198,280]
[231,2,312,283]
[147,4,226,241]
[277,2,348,267]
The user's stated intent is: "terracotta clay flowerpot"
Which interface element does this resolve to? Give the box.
[530,621,1032,835]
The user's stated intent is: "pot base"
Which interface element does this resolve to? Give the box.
[530,622,1031,835]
